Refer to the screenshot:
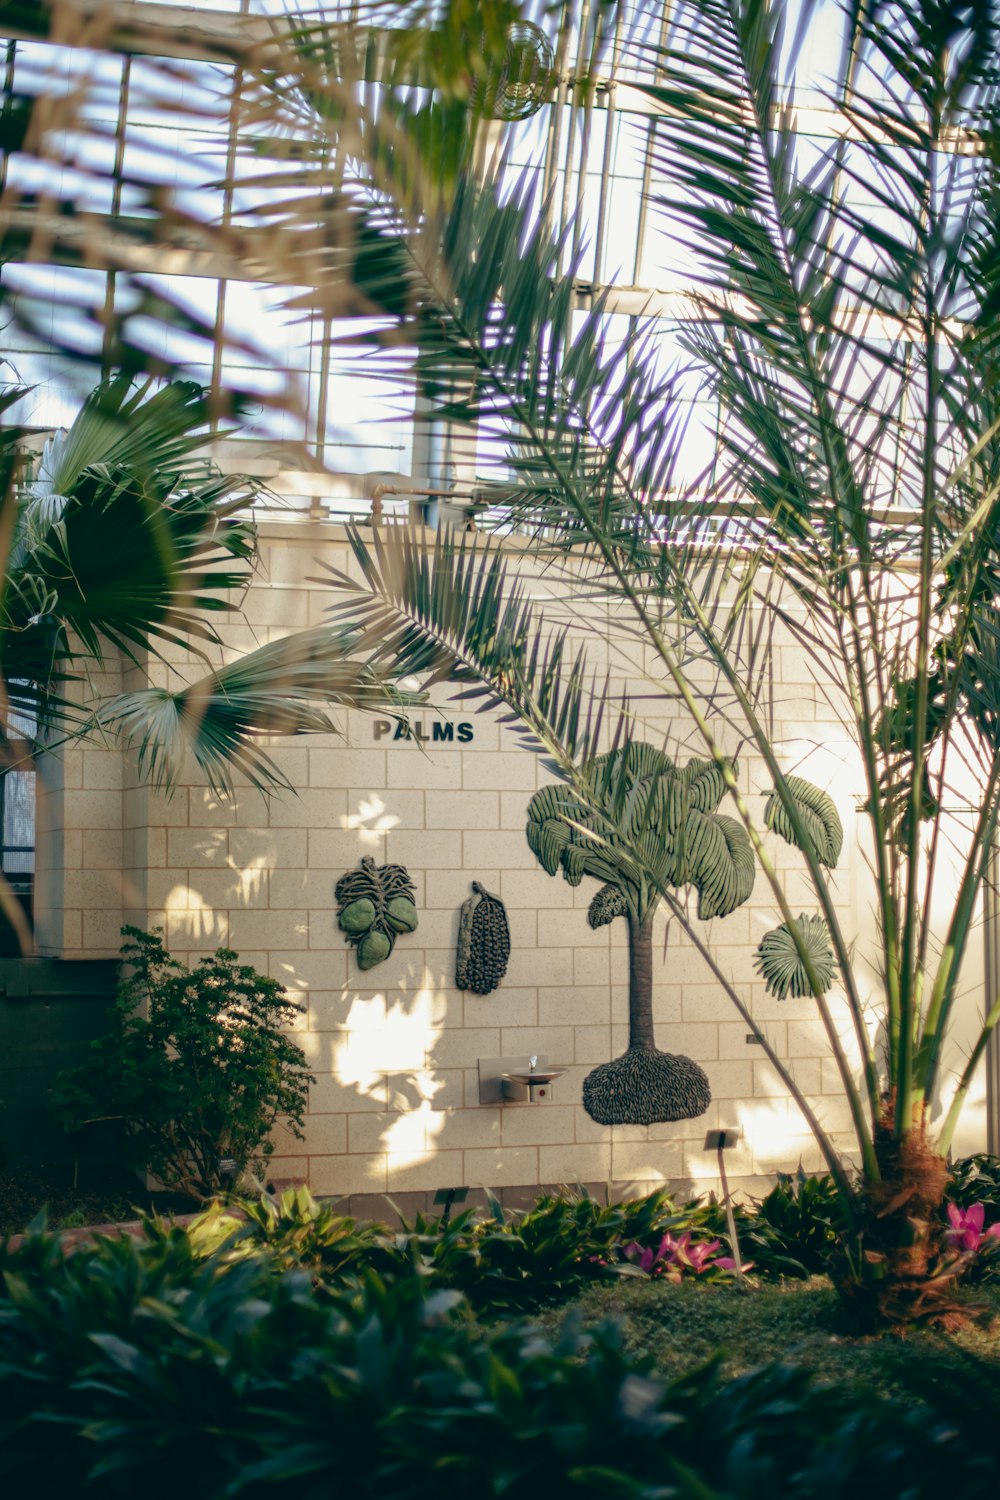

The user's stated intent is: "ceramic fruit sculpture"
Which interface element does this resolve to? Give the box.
[456,881,511,994]
[335,855,418,970]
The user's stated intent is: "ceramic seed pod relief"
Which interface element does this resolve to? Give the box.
[335,856,418,970]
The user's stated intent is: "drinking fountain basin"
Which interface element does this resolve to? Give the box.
[501,1069,564,1087]
[500,1067,566,1101]
[478,1054,564,1104]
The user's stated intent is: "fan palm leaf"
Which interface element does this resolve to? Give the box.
[98,626,423,798]
[755,914,836,1001]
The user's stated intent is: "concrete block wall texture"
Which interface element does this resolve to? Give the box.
[35,524,989,1209]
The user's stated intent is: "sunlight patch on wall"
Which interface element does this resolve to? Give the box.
[385,1103,431,1157]
[162,882,225,942]
[342,794,400,844]
[735,1099,823,1175]
[331,988,441,1077]
[328,977,446,1165]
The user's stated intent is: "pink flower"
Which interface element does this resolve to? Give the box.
[944,1201,1000,1254]
[623,1242,657,1273]
[623,1231,738,1279]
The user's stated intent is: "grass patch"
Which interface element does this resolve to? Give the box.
[533,1276,1000,1404]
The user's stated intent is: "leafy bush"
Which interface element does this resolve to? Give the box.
[192,1186,734,1312]
[438,1187,694,1310]
[191,1186,401,1283]
[53,927,313,1201]
[0,1219,997,1497]
[949,1155,1000,1224]
[752,1169,847,1274]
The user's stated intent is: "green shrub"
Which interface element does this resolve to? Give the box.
[53,927,314,1202]
[192,1186,726,1313]
[191,1186,401,1283]
[752,1169,847,1273]
[949,1154,1000,1225]
[0,1219,997,1497]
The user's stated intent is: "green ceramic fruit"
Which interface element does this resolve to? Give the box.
[357,928,392,969]
[385,896,419,933]
[339,897,376,934]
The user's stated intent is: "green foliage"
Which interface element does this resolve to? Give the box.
[100,626,418,799]
[664,1174,848,1282]
[52,927,314,1202]
[1,376,417,799]
[190,1186,396,1279]
[0,1215,997,1497]
[949,1155,1000,1224]
[431,1188,692,1312]
[755,914,837,1000]
[192,1184,730,1314]
[311,0,1000,1321]
[753,1171,848,1275]
[188,1178,873,1309]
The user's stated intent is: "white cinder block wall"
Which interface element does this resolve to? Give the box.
[39,523,989,1213]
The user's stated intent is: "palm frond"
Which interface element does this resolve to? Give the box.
[755,914,836,1000]
[764,775,844,869]
[318,523,635,775]
[2,379,263,693]
[35,377,221,499]
[98,625,423,797]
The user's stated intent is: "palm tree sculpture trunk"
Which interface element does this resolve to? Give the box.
[582,901,711,1126]
[627,911,656,1051]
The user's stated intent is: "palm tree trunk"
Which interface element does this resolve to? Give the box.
[831,1097,967,1331]
[627,910,656,1050]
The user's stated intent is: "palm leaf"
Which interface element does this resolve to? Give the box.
[318,524,634,773]
[98,627,423,797]
[4,379,262,691]
[525,744,758,924]
[35,377,225,500]
[687,811,756,920]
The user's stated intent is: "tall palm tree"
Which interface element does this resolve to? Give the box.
[313,0,1000,1329]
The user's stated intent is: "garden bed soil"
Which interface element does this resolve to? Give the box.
[0,1162,196,1237]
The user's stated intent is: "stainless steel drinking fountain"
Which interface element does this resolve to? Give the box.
[478,1054,566,1104]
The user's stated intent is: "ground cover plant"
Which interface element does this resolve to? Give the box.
[1,1201,999,1497]
[11,1168,1000,1487]
[192,1183,724,1313]
[185,1162,1000,1312]
[53,928,314,1202]
[536,1275,1000,1404]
